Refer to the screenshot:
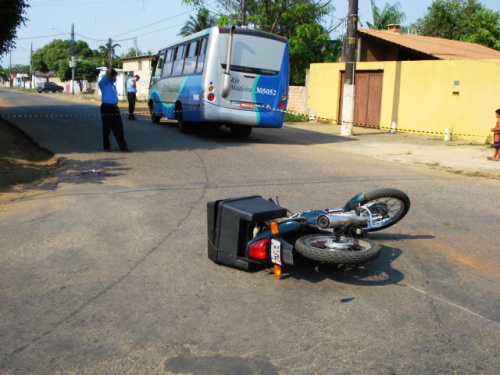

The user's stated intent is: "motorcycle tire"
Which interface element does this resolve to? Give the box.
[295,234,381,264]
[361,188,410,232]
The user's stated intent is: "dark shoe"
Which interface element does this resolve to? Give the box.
[121,148,133,152]
[104,149,110,152]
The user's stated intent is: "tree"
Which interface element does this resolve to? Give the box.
[414,0,500,50]
[181,0,337,85]
[72,59,100,93]
[98,38,121,66]
[32,39,96,83]
[32,39,72,73]
[367,0,406,30]
[289,23,339,85]
[0,66,7,80]
[179,8,217,36]
[183,1,334,34]
[123,48,141,58]
[6,64,29,75]
[0,0,29,58]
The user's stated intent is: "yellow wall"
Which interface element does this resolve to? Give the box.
[308,60,500,142]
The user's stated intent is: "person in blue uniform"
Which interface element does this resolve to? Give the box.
[98,67,132,152]
[126,74,140,120]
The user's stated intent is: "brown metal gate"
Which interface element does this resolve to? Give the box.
[339,71,383,128]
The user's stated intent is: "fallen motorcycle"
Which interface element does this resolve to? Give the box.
[207,188,410,277]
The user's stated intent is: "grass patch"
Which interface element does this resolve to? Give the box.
[284,112,309,123]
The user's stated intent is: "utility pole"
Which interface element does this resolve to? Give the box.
[340,0,358,136]
[30,43,33,89]
[9,52,12,88]
[70,23,76,95]
[241,0,247,27]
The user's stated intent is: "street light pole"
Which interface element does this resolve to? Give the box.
[50,26,76,95]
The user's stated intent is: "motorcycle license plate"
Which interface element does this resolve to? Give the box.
[271,239,281,265]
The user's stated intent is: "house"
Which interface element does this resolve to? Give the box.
[122,55,155,100]
[308,26,500,141]
[13,74,30,88]
[32,70,63,90]
[357,24,500,61]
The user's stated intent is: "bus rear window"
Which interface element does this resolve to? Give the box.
[220,34,286,75]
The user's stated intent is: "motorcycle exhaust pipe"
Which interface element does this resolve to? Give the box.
[317,213,367,229]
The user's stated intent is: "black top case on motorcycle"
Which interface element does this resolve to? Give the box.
[207,195,287,271]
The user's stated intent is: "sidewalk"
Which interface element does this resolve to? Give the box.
[286,122,500,180]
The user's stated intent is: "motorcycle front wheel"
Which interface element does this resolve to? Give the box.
[361,188,410,232]
[295,235,381,264]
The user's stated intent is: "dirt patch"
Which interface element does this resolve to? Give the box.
[0,117,61,190]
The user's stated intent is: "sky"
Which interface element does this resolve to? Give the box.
[2,0,499,67]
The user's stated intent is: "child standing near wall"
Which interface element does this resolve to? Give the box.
[489,108,500,161]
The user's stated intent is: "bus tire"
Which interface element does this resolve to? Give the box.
[148,101,161,123]
[176,104,192,134]
[230,126,252,137]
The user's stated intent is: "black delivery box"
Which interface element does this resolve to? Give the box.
[207,196,287,271]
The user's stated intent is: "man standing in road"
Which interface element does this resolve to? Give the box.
[126,74,140,120]
[98,67,132,152]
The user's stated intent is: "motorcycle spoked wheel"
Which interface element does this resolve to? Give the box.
[295,234,381,264]
[361,188,410,232]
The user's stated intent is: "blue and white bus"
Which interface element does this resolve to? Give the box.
[148,26,289,136]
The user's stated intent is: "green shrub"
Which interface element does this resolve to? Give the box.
[284,112,309,123]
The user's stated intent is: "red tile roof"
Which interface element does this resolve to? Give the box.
[358,28,500,60]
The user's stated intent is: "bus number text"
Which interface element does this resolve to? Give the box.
[256,87,277,96]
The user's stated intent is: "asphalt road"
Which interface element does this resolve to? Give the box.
[1,90,499,374]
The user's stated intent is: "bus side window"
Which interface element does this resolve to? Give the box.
[152,51,166,84]
[195,38,207,74]
[183,41,198,75]
[172,45,185,76]
[162,49,173,77]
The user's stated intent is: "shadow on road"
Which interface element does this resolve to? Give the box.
[273,245,406,287]
[1,100,360,155]
[273,231,436,285]
[2,157,130,201]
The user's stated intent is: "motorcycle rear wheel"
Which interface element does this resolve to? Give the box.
[361,188,410,232]
[295,235,380,264]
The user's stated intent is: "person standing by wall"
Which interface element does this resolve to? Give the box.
[98,67,132,152]
[126,74,140,120]
[489,108,500,161]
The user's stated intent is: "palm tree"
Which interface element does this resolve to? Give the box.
[367,0,406,30]
[179,8,217,37]
[0,65,7,80]
[99,38,121,65]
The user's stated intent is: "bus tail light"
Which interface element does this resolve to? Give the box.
[248,239,270,260]
[278,90,287,109]
[207,93,215,101]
